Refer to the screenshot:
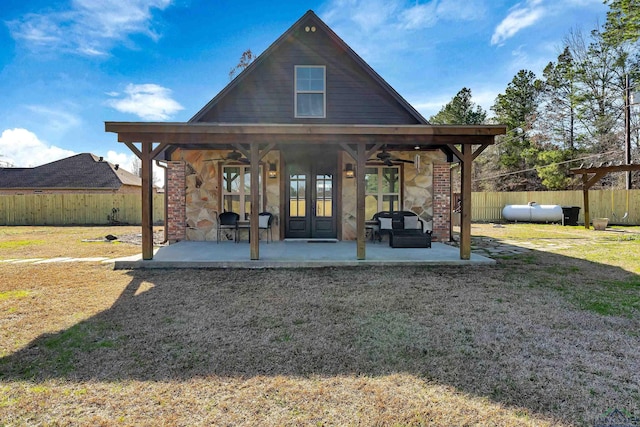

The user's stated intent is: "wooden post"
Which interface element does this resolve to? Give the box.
[356,143,367,260]
[141,142,154,260]
[583,174,590,230]
[459,144,472,260]
[250,143,260,260]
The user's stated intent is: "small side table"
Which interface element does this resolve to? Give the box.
[237,220,250,242]
[365,220,379,242]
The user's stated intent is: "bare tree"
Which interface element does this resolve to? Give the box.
[229,49,254,80]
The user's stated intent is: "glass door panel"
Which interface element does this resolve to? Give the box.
[289,174,306,217]
[315,173,332,217]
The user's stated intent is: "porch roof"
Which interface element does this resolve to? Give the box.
[105,122,506,149]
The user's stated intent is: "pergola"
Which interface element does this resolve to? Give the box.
[570,162,640,228]
[105,122,506,261]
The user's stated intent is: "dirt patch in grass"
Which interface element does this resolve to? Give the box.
[1,225,639,425]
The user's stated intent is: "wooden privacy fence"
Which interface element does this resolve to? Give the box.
[1,191,638,226]
[472,190,640,225]
[0,194,165,226]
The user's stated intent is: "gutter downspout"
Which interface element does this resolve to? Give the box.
[155,160,168,244]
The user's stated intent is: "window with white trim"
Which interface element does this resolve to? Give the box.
[222,165,262,220]
[364,166,400,219]
[295,65,326,118]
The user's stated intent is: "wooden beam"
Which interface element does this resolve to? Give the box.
[459,144,473,260]
[356,143,367,260]
[234,143,250,160]
[124,142,142,159]
[150,142,169,159]
[365,143,383,159]
[114,132,497,146]
[447,144,463,162]
[106,121,508,137]
[570,163,640,175]
[339,143,357,161]
[472,144,491,161]
[583,174,590,230]
[584,171,608,190]
[259,142,276,161]
[141,142,154,260]
[250,143,260,260]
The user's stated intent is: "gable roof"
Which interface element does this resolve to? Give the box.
[0,153,141,190]
[190,10,428,124]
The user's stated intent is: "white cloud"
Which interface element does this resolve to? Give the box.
[106,83,184,120]
[398,3,438,30]
[26,105,82,134]
[0,128,75,167]
[0,130,162,183]
[491,0,546,46]
[7,0,172,56]
[321,0,486,61]
[106,150,137,172]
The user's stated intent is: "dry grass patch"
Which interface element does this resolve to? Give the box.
[1,225,639,425]
[1,375,559,426]
[0,226,156,259]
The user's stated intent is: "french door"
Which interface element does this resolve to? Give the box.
[285,153,337,239]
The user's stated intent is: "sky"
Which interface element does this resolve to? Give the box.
[0,0,610,176]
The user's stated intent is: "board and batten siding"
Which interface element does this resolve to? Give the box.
[0,194,164,226]
[195,20,421,125]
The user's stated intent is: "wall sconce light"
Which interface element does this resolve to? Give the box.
[344,163,355,178]
[268,162,278,179]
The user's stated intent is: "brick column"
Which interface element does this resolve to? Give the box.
[432,163,451,242]
[166,161,186,242]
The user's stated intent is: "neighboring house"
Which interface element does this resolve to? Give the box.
[0,153,142,195]
[106,10,505,260]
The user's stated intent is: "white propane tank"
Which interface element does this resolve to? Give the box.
[502,202,563,223]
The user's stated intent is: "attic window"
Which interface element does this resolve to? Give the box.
[295,65,325,118]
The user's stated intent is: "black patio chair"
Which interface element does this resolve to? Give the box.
[258,212,274,243]
[217,211,240,243]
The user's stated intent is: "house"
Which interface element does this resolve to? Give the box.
[106,10,505,261]
[0,153,142,195]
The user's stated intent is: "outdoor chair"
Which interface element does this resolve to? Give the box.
[375,211,431,248]
[217,211,240,243]
[258,212,274,243]
[373,211,393,242]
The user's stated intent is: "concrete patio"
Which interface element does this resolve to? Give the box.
[113,240,495,269]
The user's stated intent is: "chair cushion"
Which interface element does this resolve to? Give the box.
[404,215,419,229]
[258,215,270,228]
[379,217,392,230]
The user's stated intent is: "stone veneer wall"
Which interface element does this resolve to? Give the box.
[166,160,186,242]
[170,149,281,242]
[341,151,447,241]
[168,148,447,242]
[432,163,451,242]
[183,150,222,241]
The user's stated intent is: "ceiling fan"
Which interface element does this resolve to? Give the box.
[204,149,250,164]
[375,148,414,167]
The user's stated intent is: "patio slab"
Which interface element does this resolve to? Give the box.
[112,241,495,269]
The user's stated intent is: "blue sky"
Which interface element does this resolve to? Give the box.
[0,0,609,173]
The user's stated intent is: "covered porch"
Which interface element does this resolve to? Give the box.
[105,122,506,261]
[112,239,495,269]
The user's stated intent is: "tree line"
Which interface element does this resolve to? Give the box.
[430,0,639,191]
